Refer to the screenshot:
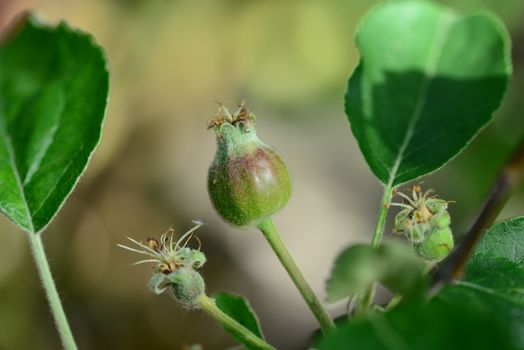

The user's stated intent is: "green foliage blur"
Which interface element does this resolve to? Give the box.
[0,0,523,349]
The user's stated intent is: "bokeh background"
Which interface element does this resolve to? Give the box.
[1,0,524,349]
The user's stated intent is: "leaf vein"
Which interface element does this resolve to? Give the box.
[31,145,84,220]
[386,13,455,187]
[0,118,35,233]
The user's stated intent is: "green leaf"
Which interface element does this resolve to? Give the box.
[320,218,524,349]
[215,292,264,345]
[475,217,524,265]
[463,254,524,303]
[325,242,426,303]
[0,14,109,234]
[434,218,524,348]
[317,300,514,350]
[438,287,524,349]
[436,255,524,348]
[346,0,511,186]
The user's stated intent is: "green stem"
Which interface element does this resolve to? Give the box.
[361,185,394,311]
[257,218,335,334]
[28,233,77,350]
[371,185,394,248]
[385,294,403,310]
[198,294,275,350]
[360,284,376,310]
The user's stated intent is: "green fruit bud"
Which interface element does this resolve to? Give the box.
[391,187,454,262]
[393,208,412,233]
[410,222,431,244]
[414,227,454,263]
[207,105,292,227]
[119,222,208,306]
[188,250,206,269]
[425,198,448,214]
[430,211,451,229]
[166,267,206,309]
[393,207,433,244]
[149,273,168,295]
[175,247,192,264]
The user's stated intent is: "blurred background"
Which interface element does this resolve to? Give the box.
[0,0,523,349]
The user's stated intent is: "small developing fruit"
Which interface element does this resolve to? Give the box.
[118,221,207,308]
[414,227,454,262]
[392,186,454,263]
[207,103,292,227]
[165,267,206,308]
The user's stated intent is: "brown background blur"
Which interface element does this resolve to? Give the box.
[1,0,524,349]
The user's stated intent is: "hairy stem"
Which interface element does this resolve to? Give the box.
[198,294,275,350]
[433,136,524,287]
[28,233,77,350]
[257,218,335,334]
[372,185,394,248]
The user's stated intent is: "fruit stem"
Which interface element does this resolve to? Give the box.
[28,233,78,350]
[198,294,275,350]
[257,218,335,334]
[371,185,394,248]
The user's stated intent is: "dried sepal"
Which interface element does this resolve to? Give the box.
[118,220,205,274]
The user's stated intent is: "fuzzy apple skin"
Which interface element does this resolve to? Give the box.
[208,121,291,227]
[166,268,205,309]
[415,227,454,263]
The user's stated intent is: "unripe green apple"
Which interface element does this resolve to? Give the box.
[207,106,292,227]
[414,227,454,263]
[166,267,206,309]
[392,187,454,262]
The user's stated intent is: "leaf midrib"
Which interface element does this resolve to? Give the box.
[0,118,35,233]
[455,280,524,306]
[386,13,455,188]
